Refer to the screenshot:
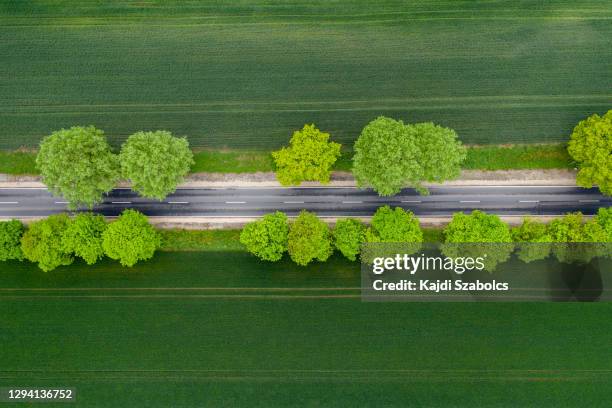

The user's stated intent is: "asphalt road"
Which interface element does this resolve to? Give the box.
[0,186,609,218]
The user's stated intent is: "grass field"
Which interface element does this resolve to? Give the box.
[1,1,610,149]
[0,143,572,175]
[1,252,612,406]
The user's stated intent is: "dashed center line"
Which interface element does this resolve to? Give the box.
[111,201,132,204]
[54,201,69,204]
[519,200,539,203]
[225,201,246,204]
[460,200,480,203]
[167,201,189,204]
[283,201,305,204]
[579,199,600,203]
[0,201,18,204]
[401,200,422,203]
[342,201,363,204]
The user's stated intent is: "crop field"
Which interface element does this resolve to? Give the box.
[0,1,611,149]
[2,251,612,406]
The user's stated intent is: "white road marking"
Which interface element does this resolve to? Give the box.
[168,201,189,204]
[401,200,422,203]
[579,199,600,203]
[111,201,132,204]
[460,200,480,203]
[0,201,18,204]
[225,201,246,204]
[342,201,363,204]
[519,200,539,203]
[54,201,69,204]
[283,201,305,204]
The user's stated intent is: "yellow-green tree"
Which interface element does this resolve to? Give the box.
[272,124,341,186]
[288,210,333,266]
[568,110,612,195]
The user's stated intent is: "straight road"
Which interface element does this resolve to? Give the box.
[0,186,609,218]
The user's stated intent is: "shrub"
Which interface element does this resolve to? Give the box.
[0,219,25,261]
[272,124,341,186]
[21,214,73,272]
[240,211,289,261]
[102,209,160,267]
[36,126,120,209]
[120,130,194,200]
[288,210,333,266]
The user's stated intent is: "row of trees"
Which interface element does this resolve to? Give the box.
[0,210,160,271]
[37,126,194,209]
[272,110,611,196]
[271,118,466,196]
[37,109,609,208]
[240,207,612,268]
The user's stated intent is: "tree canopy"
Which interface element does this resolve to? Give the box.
[594,207,612,242]
[367,206,423,243]
[333,218,366,261]
[61,213,107,265]
[0,219,25,261]
[567,110,612,195]
[511,218,552,262]
[36,126,120,209]
[120,130,194,200]
[272,124,341,186]
[547,212,608,263]
[240,211,289,261]
[102,209,160,267]
[443,210,513,272]
[20,214,73,272]
[352,117,466,196]
[288,210,333,266]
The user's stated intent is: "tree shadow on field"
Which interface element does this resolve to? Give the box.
[548,260,603,302]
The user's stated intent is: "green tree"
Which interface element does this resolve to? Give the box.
[102,209,160,267]
[0,220,25,261]
[367,206,423,242]
[362,206,423,262]
[594,207,612,242]
[511,218,552,262]
[36,126,120,209]
[567,110,612,195]
[120,130,194,200]
[20,214,73,272]
[288,210,333,266]
[240,211,289,261]
[61,213,107,265]
[442,210,513,272]
[547,212,607,263]
[352,117,466,196]
[333,218,366,261]
[272,124,341,186]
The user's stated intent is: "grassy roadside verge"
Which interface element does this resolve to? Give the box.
[158,227,444,252]
[0,144,571,175]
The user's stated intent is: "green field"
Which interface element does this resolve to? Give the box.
[1,1,611,149]
[2,252,612,406]
[0,143,573,175]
